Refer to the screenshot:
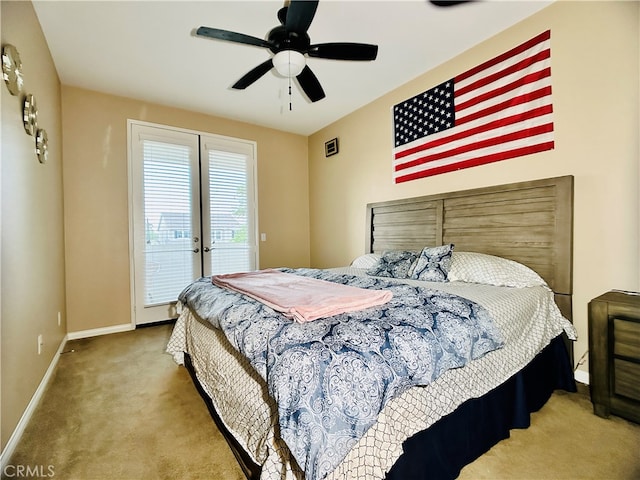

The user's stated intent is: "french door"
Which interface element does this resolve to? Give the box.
[129,122,258,325]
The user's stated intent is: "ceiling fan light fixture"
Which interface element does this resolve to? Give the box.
[273,50,305,77]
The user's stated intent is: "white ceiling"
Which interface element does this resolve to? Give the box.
[32,0,552,136]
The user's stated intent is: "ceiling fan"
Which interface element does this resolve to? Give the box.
[195,0,378,103]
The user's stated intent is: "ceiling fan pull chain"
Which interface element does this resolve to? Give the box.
[287,49,293,111]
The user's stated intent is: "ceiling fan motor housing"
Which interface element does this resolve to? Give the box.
[267,25,311,54]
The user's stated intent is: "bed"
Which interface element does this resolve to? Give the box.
[166,175,577,480]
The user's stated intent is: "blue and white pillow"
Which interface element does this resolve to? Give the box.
[409,244,455,282]
[367,250,419,278]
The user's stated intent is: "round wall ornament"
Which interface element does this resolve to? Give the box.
[2,44,24,95]
[35,128,49,164]
[23,94,38,136]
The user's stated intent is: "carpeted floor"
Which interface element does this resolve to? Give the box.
[5,323,640,480]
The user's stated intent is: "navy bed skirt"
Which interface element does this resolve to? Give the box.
[385,335,577,480]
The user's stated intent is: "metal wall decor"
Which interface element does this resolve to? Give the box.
[2,44,24,95]
[23,93,38,135]
[3,42,49,165]
[35,128,48,164]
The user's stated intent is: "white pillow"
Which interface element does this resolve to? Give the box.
[447,252,547,288]
[350,253,382,269]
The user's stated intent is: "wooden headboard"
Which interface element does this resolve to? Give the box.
[365,176,574,323]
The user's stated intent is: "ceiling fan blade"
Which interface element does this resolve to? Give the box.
[296,65,325,102]
[430,1,471,6]
[307,43,378,61]
[285,0,319,33]
[232,59,274,89]
[196,26,272,49]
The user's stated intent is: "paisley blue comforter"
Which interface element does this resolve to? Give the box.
[178,268,504,480]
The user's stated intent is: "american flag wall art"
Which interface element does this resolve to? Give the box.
[392,30,554,184]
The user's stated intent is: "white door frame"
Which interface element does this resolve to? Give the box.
[126,119,259,327]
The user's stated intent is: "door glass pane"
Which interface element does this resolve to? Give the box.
[142,140,195,305]
[208,150,253,274]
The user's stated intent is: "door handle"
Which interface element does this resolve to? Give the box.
[203,247,211,252]
[192,248,200,253]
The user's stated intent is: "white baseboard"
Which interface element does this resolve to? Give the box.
[574,369,590,385]
[0,335,68,471]
[66,322,134,340]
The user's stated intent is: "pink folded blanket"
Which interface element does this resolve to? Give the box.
[212,269,393,323]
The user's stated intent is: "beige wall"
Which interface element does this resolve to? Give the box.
[308,1,640,377]
[61,87,310,333]
[1,1,67,450]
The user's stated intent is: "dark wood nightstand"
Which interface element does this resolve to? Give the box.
[588,290,640,424]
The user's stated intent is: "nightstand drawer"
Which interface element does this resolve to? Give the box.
[614,318,640,359]
[614,359,640,401]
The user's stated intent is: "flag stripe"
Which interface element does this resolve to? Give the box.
[456,67,551,112]
[397,131,555,178]
[395,122,554,172]
[457,85,552,127]
[455,49,550,98]
[395,141,555,184]
[456,35,550,98]
[392,30,553,183]
[456,75,552,123]
[455,30,551,83]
